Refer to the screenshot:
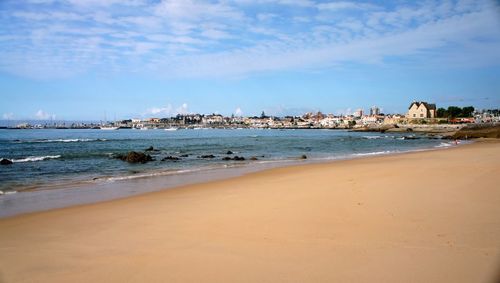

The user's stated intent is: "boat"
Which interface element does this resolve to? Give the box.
[164,127,178,131]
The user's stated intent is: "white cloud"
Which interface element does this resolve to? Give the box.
[0,0,499,79]
[35,110,56,120]
[317,2,378,12]
[145,103,189,117]
[176,103,189,115]
[2,113,14,120]
[147,104,173,115]
[234,107,243,116]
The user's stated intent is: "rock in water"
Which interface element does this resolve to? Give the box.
[161,156,180,161]
[199,155,216,159]
[117,151,153,163]
[0,158,13,165]
[301,154,307,159]
[145,146,154,151]
[226,150,234,155]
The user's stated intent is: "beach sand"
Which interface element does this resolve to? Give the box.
[0,141,499,283]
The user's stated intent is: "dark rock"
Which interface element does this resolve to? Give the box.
[179,154,189,158]
[451,124,500,139]
[162,156,180,161]
[145,146,154,151]
[406,128,413,132]
[222,156,246,161]
[0,158,13,165]
[117,151,153,163]
[226,150,234,155]
[199,154,215,159]
[403,136,418,140]
[300,154,307,159]
[249,156,258,160]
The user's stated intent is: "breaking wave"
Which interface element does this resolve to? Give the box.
[9,155,61,163]
[15,138,107,143]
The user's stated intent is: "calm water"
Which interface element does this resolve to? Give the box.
[1,128,452,194]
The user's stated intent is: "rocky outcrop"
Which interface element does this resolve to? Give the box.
[116,151,153,164]
[451,124,500,139]
[0,158,13,165]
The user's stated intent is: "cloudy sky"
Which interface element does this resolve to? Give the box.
[1,0,499,120]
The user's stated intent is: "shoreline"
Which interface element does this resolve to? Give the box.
[0,140,499,282]
[1,139,463,218]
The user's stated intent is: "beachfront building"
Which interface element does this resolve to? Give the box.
[202,114,224,125]
[361,115,379,125]
[406,101,437,119]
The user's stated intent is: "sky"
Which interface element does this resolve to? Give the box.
[0,0,499,120]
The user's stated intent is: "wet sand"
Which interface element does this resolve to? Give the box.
[0,141,499,283]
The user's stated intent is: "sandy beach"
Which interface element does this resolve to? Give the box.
[0,141,499,283]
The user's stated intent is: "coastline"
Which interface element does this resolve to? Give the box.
[1,140,499,282]
[1,138,462,218]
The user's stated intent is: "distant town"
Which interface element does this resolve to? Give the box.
[3,102,500,130]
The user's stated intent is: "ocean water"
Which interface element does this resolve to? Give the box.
[0,128,453,195]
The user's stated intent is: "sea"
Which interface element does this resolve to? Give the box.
[0,128,456,217]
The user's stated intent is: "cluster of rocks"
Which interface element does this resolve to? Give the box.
[112,147,308,165]
[222,156,246,161]
[114,151,154,164]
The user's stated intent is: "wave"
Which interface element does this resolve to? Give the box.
[363,135,384,139]
[435,142,453,148]
[99,168,204,182]
[353,150,396,156]
[9,155,61,163]
[15,138,107,143]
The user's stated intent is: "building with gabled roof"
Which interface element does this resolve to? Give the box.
[406,101,437,119]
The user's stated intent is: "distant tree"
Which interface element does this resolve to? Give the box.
[460,106,475,117]
[447,106,462,118]
[436,108,447,118]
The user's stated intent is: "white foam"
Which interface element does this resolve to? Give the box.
[102,168,203,182]
[353,151,395,156]
[27,138,106,143]
[10,155,61,163]
[435,142,453,148]
[363,135,382,139]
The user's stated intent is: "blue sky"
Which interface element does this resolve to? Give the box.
[1,0,499,120]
